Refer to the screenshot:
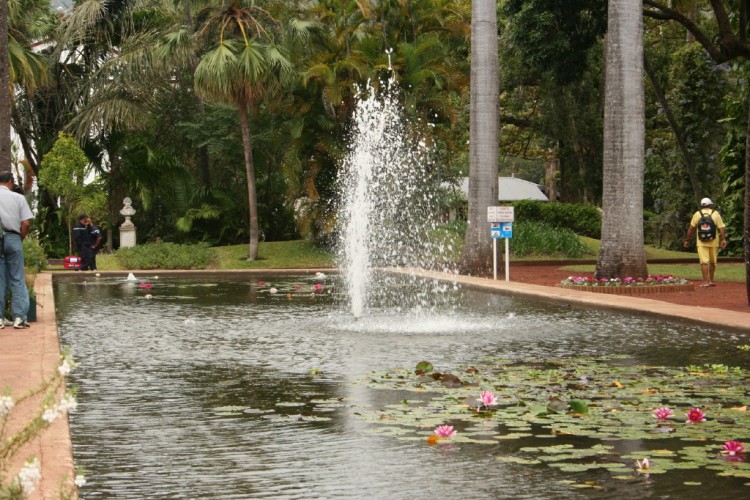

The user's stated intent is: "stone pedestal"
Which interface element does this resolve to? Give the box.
[119,197,137,248]
[119,219,136,248]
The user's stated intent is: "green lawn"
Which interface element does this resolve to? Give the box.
[63,238,745,283]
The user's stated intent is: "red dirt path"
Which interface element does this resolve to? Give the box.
[509,264,750,314]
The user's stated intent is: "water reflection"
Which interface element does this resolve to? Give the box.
[54,275,749,498]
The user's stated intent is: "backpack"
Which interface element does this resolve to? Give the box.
[696,209,717,241]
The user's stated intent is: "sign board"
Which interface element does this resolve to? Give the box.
[490,222,513,239]
[500,222,512,238]
[487,206,515,222]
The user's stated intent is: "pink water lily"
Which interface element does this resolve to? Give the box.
[139,282,152,290]
[434,425,457,438]
[312,283,324,292]
[478,390,498,407]
[723,441,745,456]
[685,407,706,424]
[635,458,650,471]
[294,285,302,290]
[258,281,266,286]
[652,407,673,420]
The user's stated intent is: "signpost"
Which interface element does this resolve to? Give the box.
[488,206,514,281]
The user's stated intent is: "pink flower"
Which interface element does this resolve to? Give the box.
[312,283,324,292]
[478,390,498,407]
[685,407,706,424]
[294,285,302,290]
[723,441,745,456]
[258,281,266,286]
[652,407,673,420]
[434,425,457,438]
[139,282,152,289]
[635,458,650,470]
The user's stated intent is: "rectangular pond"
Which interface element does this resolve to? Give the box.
[54,274,750,498]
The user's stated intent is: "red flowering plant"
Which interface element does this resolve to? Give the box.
[561,274,687,287]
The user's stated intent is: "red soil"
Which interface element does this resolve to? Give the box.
[509,264,750,314]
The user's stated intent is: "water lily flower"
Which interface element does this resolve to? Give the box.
[74,474,87,488]
[652,407,673,420]
[258,281,266,286]
[685,407,706,424]
[434,425,457,438]
[145,294,153,299]
[139,282,152,290]
[723,441,745,456]
[294,285,302,290]
[269,288,278,294]
[635,458,650,470]
[478,390,498,407]
[312,283,324,292]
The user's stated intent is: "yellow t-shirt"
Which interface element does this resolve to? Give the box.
[690,209,725,248]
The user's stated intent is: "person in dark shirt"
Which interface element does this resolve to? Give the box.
[73,214,102,271]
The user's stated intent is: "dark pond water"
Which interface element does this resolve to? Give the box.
[54,274,750,499]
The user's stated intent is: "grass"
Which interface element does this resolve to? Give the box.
[52,238,745,283]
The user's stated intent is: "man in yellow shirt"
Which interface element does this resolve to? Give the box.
[683,198,727,287]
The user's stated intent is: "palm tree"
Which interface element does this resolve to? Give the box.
[595,0,648,279]
[194,0,295,260]
[0,0,10,169]
[461,0,498,275]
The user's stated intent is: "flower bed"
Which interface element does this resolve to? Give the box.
[560,275,694,295]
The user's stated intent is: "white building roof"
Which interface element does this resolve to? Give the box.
[454,176,548,202]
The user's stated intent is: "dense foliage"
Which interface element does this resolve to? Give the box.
[115,242,212,270]
[511,200,601,238]
[2,1,744,258]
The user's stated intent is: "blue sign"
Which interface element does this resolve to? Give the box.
[500,222,512,238]
[491,222,512,238]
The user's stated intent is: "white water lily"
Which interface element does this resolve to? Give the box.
[74,474,87,487]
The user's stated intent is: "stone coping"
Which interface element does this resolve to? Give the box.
[559,283,694,295]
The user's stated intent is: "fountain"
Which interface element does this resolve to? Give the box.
[337,76,458,318]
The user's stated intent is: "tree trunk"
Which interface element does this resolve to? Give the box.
[238,104,259,260]
[0,0,11,169]
[544,144,559,202]
[745,97,750,305]
[596,0,648,279]
[643,55,701,201]
[461,0,498,275]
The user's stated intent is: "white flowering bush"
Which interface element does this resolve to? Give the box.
[1,349,83,498]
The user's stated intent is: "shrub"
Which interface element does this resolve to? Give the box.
[511,200,602,238]
[23,237,48,274]
[511,221,587,258]
[115,242,211,270]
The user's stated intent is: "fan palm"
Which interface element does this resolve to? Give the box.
[194,0,294,260]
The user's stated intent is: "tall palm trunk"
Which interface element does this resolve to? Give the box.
[238,103,259,260]
[596,0,648,279]
[0,0,11,168]
[745,99,750,305]
[461,0,498,275]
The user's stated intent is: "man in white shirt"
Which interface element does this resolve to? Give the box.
[0,171,34,328]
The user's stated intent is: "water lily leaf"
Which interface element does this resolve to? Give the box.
[440,373,463,388]
[547,397,568,413]
[497,456,542,465]
[569,399,589,414]
[415,361,433,374]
